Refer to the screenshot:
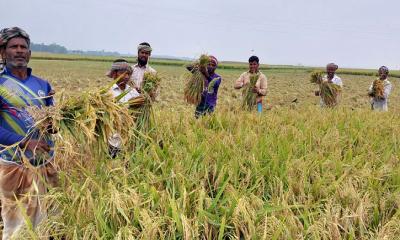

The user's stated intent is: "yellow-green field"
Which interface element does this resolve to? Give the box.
[10,55,400,239]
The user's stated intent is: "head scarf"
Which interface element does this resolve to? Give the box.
[106,61,132,78]
[209,55,218,66]
[379,66,389,74]
[137,44,152,53]
[0,27,30,48]
[326,63,338,70]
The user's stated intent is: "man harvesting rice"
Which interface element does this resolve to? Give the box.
[0,27,58,239]
[186,55,222,118]
[131,42,158,100]
[106,59,141,157]
[234,56,267,112]
[314,63,343,107]
[368,66,392,111]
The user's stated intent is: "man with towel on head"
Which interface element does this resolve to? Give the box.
[106,59,142,158]
[368,66,392,111]
[131,42,158,101]
[0,26,58,239]
[315,63,343,107]
[193,55,222,118]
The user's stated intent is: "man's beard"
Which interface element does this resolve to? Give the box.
[7,59,28,68]
[138,58,148,66]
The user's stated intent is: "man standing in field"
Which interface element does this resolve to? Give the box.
[368,66,392,111]
[234,56,267,112]
[106,59,143,157]
[0,27,58,239]
[187,55,222,118]
[130,42,157,99]
[315,63,343,107]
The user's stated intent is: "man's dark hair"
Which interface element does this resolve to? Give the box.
[139,42,151,47]
[248,56,259,64]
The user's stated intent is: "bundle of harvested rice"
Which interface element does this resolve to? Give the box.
[241,73,259,110]
[371,79,385,99]
[310,71,324,84]
[135,72,161,133]
[184,54,209,105]
[126,95,145,109]
[142,72,161,98]
[27,90,134,158]
[320,82,342,107]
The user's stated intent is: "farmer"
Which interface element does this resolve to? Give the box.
[107,59,139,103]
[131,42,158,100]
[106,59,142,158]
[315,63,343,107]
[0,27,58,239]
[368,66,392,111]
[234,56,268,112]
[187,55,222,118]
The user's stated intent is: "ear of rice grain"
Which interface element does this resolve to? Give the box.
[371,79,384,99]
[241,73,259,110]
[310,71,324,84]
[184,54,209,105]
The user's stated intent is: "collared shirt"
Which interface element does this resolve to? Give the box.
[369,79,392,111]
[200,73,222,108]
[109,84,140,103]
[107,84,140,148]
[322,74,343,87]
[234,71,268,102]
[130,64,157,89]
[0,67,54,163]
[320,74,343,106]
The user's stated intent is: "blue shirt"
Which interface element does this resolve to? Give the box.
[201,73,222,108]
[0,67,54,164]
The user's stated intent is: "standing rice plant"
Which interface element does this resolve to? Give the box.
[184,54,209,105]
[241,73,259,110]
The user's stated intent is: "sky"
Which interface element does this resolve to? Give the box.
[2,0,399,69]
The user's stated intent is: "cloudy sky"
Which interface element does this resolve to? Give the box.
[2,0,399,69]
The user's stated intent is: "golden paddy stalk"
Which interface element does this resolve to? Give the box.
[241,73,259,110]
[371,79,385,99]
[134,72,161,134]
[310,71,342,107]
[184,54,209,105]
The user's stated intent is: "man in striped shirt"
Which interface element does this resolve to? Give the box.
[0,27,57,239]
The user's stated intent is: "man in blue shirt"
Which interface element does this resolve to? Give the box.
[0,27,57,239]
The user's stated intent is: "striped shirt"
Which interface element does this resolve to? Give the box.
[0,67,54,163]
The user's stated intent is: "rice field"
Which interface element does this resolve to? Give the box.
[9,55,400,239]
